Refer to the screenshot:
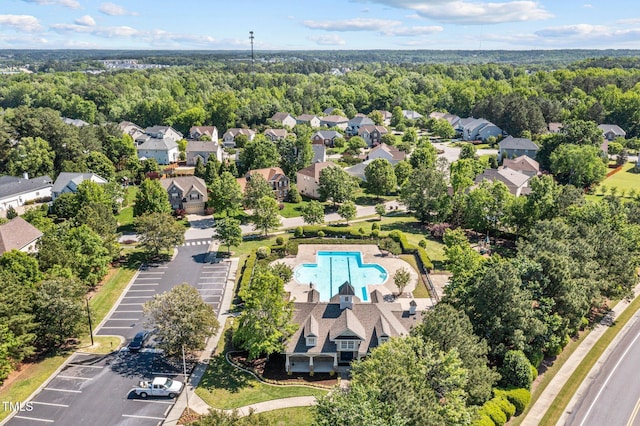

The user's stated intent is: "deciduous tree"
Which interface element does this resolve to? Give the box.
[364,158,397,198]
[134,178,172,216]
[338,200,357,224]
[301,200,325,225]
[318,166,359,207]
[135,212,185,257]
[213,217,242,254]
[251,196,281,236]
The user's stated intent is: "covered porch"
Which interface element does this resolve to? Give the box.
[286,353,338,373]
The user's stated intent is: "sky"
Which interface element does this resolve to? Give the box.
[1,0,640,50]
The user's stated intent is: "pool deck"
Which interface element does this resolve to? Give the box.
[277,244,421,305]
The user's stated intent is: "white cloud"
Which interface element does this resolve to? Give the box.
[405,13,421,19]
[75,15,96,26]
[382,25,443,36]
[99,2,138,16]
[21,0,80,9]
[308,35,347,46]
[617,18,640,25]
[583,4,593,8]
[535,23,609,38]
[0,15,42,32]
[303,18,401,31]
[363,0,553,24]
[51,23,139,37]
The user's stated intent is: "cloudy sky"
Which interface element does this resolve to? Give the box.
[1,0,639,50]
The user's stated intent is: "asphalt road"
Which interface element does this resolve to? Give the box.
[7,238,230,426]
[565,314,640,426]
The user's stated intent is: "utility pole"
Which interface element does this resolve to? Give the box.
[86,297,94,346]
[249,31,255,88]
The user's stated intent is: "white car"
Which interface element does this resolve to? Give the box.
[131,377,183,398]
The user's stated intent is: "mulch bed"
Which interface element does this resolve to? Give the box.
[178,408,202,425]
[229,352,339,387]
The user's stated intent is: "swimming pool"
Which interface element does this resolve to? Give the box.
[293,251,388,302]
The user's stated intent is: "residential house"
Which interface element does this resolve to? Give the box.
[358,125,389,147]
[0,175,52,211]
[119,121,145,141]
[284,283,418,373]
[461,118,502,141]
[346,115,375,137]
[186,141,223,166]
[271,112,297,128]
[429,112,460,128]
[502,155,540,177]
[323,107,337,115]
[143,126,183,143]
[598,124,627,141]
[51,172,107,200]
[366,143,405,165]
[296,162,334,199]
[402,110,423,121]
[474,167,532,196]
[312,144,327,164]
[312,130,342,147]
[136,137,179,165]
[160,176,208,214]
[345,160,371,181]
[296,114,321,128]
[222,128,256,148]
[373,110,392,126]
[0,217,43,255]
[62,117,89,127]
[548,122,563,133]
[189,126,218,142]
[319,115,349,130]
[237,167,290,201]
[264,128,289,142]
[498,136,539,161]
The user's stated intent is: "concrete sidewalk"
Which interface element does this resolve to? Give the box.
[522,282,640,426]
[232,396,317,416]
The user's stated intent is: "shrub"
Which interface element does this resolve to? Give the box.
[256,246,271,259]
[503,388,531,416]
[294,226,304,237]
[473,414,495,426]
[204,207,214,215]
[371,222,380,231]
[492,392,516,419]
[480,400,507,426]
[317,230,325,238]
[528,351,544,369]
[500,350,534,389]
[418,239,427,249]
[5,206,17,219]
[275,236,284,245]
[278,203,285,210]
[239,252,257,296]
[371,229,380,239]
[429,222,451,239]
[286,240,299,255]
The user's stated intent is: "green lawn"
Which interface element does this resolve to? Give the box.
[195,355,327,410]
[594,162,640,197]
[253,407,315,425]
[280,201,309,218]
[399,254,430,298]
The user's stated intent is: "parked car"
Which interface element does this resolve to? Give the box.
[128,330,151,351]
[131,377,183,398]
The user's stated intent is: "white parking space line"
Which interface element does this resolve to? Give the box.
[67,363,103,368]
[151,372,182,376]
[123,296,150,298]
[122,414,166,420]
[131,283,159,286]
[138,271,165,274]
[136,277,161,280]
[99,326,133,329]
[131,399,174,405]
[13,415,54,423]
[57,375,93,380]
[44,387,82,393]
[127,289,156,292]
[104,318,139,321]
[31,401,69,408]
[116,310,143,313]
[120,303,144,306]
[200,289,223,293]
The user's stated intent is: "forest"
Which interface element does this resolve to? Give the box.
[0,51,639,425]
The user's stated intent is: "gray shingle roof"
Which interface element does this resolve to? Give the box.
[137,137,179,151]
[0,217,43,254]
[51,173,106,194]
[499,136,539,151]
[0,175,52,200]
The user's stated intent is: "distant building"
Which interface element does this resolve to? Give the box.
[502,155,540,177]
[598,124,626,141]
[366,143,405,165]
[312,130,342,147]
[429,112,460,128]
[142,126,183,143]
[358,125,389,147]
[62,117,89,127]
[160,176,208,214]
[271,112,297,128]
[373,110,392,126]
[264,128,289,142]
[119,121,145,141]
[547,122,563,133]
[136,137,179,165]
[222,128,256,148]
[460,118,502,142]
[346,115,375,137]
[319,115,349,130]
[311,144,327,164]
[474,167,532,196]
[402,110,423,120]
[186,141,223,166]
[189,126,218,142]
[296,114,321,128]
[237,167,290,201]
[297,162,334,199]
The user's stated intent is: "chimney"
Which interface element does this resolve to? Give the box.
[409,299,417,315]
[22,172,29,180]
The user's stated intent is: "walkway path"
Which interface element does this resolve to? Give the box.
[522,281,640,426]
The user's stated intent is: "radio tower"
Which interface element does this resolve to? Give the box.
[249,31,255,73]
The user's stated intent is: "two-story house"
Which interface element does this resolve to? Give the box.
[136,137,179,165]
[264,128,289,142]
[498,136,539,161]
[358,125,389,147]
[159,176,208,214]
[312,130,342,147]
[296,162,334,199]
[460,118,502,141]
[51,172,107,200]
[346,115,375,137]
[222,128,256,148]
[296,114,321,128]
[237,167,290,201]
[366,143,405,165]
[319,115,349,130]
[271,112,297,128]
[598,124,627,141]
[185,141,223,166]
[189,126,218,142]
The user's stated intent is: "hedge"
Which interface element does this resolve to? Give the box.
[473,414,496,426]
[286,238,378,255]
[480,400,507,426]
[389,230,434,271]
[503,388,531,416]
[238,252,257,297]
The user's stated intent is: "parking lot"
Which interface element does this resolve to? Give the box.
[6,238,229,425]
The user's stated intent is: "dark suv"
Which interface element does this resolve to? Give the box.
[128,330,151,351]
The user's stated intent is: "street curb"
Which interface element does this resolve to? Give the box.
[0,265,143,426]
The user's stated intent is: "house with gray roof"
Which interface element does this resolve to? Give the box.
[285,282,419,373]
[346,115,374,137]
[319,115,349,130]
[502,155,540,177]
[312,130,342,147]
[51,172,107,200]
[186,141,223,166]
[0,217,43,255]
[119,121,145,141]
[62,117,89,127]
[222,128,256,148]
[160,176,208,214]
[143,126,183,143]
[461,118,502,141]
[136,137,179,164]
[366,143,405,165]
[498,136,539,161]
[0,175,52,211]
[429,112,460,128]
[598,124,626,141]
[296,114,321,128]
[358,125,389,147]
[402,110,423,120]
[311,144,327,164]
[189,126,218,142]
[263,128,289,142]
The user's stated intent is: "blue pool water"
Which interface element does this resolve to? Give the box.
[294,251,388,302]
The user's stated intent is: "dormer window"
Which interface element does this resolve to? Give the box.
[306,337,316,347]
[379,336,389,344]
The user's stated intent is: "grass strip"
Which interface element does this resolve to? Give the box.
[537,294,640,426]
